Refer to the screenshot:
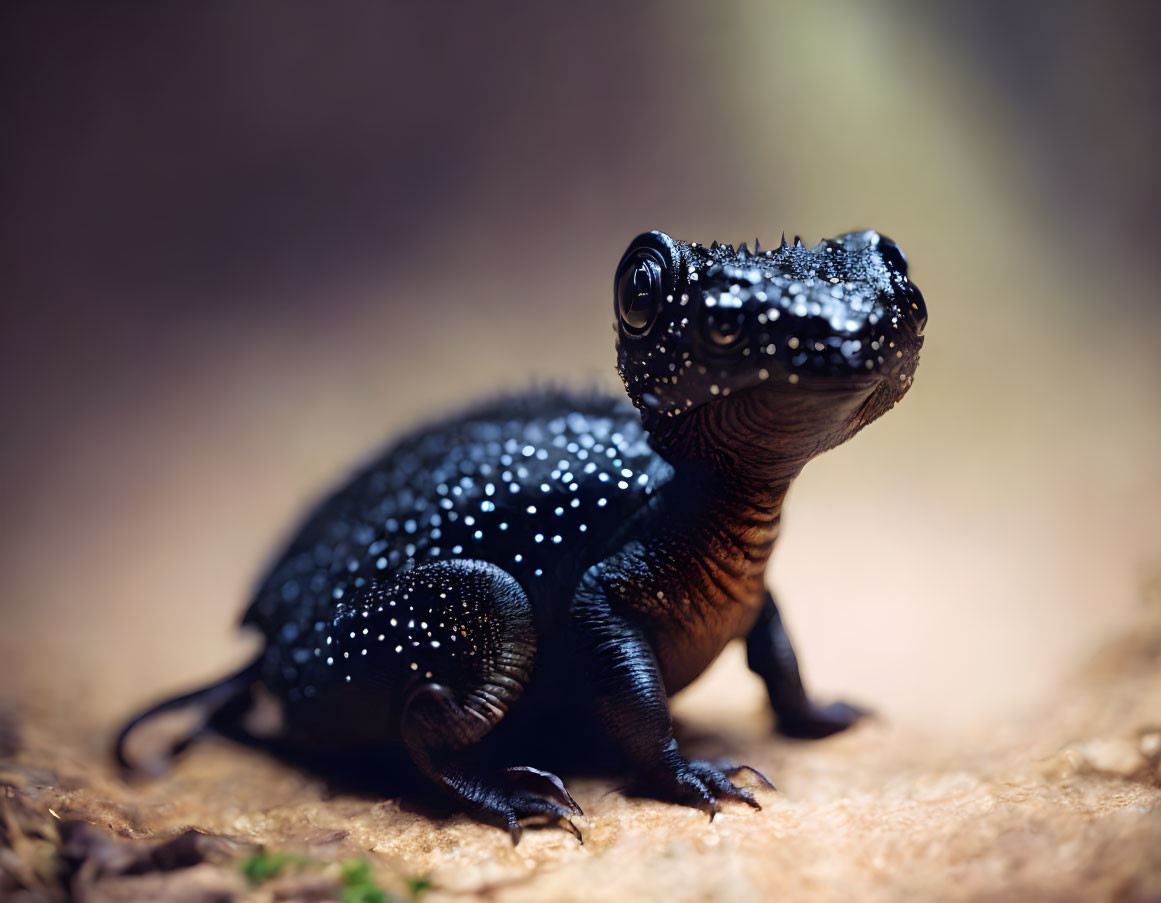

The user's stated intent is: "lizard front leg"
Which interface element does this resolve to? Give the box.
[745,591,865,738]
[570,573,766,814]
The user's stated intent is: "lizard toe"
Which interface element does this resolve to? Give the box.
[685,759,765,811]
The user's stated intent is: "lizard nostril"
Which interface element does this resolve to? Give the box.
[703,310,746,348]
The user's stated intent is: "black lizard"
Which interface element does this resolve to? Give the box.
[116,229,926,840]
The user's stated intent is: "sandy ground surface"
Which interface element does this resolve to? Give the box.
[3,583,1160,903]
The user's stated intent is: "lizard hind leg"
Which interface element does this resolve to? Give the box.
[351,559,578,840]
[403,683,583,842]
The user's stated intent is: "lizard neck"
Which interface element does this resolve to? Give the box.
[633,459,799,693]
[649,393,813,554]
[665,459,797,578]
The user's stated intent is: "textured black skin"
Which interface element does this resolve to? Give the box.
[116,230,926,840]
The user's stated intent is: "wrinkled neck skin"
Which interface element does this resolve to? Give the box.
[616,382,885,692]
[647,380,888,562]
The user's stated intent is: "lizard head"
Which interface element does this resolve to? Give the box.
[614,230,926,468]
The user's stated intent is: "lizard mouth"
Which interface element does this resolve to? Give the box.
[652,373,895,464]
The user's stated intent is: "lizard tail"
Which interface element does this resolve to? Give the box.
[114,657,263,772]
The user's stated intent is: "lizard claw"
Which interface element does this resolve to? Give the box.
[688,760,762,811]
[436,763,584,843]
[502,765,584,816]
[463,765,582,844]
[714,760,776,792]
[652,758,768,814]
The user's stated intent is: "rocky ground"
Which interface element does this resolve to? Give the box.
[3,585,1160,903]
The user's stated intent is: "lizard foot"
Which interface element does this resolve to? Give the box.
[647,757,770,817]
[456,765,583,843]
[778,700,868,739]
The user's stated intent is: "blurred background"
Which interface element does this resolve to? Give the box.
[1,1,1158,738]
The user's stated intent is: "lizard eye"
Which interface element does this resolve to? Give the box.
[616,251,665,335]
